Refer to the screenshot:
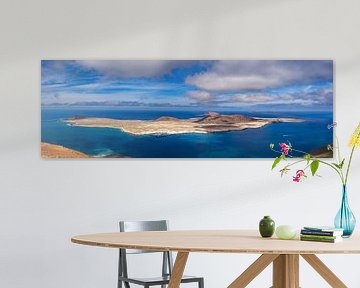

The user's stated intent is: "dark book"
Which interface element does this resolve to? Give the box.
[301,229,343,237]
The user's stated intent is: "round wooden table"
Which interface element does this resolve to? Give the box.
[72,230,360,288]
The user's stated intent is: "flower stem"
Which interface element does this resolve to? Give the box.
[317,159,344,184]
[345,129,360,185]
[336,135,342,164]
[289,148,344,183]
[345,145,356,185]
[284,159,306,168]
[335,135,345,182]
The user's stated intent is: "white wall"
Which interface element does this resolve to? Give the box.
[1,0,360,287]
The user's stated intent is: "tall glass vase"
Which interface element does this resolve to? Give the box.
[334,185,356,237]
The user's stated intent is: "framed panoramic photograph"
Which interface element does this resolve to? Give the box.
[41,60,334,158]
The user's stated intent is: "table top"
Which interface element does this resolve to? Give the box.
[71,230,360,254]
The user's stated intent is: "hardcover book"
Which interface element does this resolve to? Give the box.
[301,229,343,237]
[303,227,343,232]
[300,234,341,240]
[300,236,342,243]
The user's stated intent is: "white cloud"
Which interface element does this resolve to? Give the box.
[187,90,213,102]
[186,60,333,92]
[41,90,155,105]
[232,94,274,103]
[41,60,333,108]
[188,84,333,107]
[187,73,281,91]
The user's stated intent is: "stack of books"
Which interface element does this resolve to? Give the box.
[300,226,344,243]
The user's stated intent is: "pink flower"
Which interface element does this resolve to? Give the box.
[279,143,289,155]
[293,169,306,182]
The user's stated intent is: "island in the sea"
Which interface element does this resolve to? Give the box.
[65,112,304,136]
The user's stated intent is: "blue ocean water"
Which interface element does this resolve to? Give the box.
[41,107,333,158]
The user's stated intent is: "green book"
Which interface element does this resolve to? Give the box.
[300,234,339,240]
[303,226,344,233]
[300,236,342,243]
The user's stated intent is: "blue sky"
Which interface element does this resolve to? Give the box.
[41,60,333,111]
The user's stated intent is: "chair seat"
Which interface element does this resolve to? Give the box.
[119,275,203,286]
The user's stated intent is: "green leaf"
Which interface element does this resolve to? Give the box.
[304,154,311,164]
[339,158,345,169]
[272,157,281,170]
[310,160,319,176]
[270,143,274,149]
[332,159,345,169]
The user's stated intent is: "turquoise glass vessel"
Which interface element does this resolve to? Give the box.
[334,185,356,237]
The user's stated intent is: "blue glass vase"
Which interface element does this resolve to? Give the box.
[334,185,356,237]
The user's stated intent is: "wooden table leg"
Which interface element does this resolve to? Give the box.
[272,254,299,288]
[228,254,279,288]
[168,252,189,288]
[301,254,347,288]
[288,255,299,288]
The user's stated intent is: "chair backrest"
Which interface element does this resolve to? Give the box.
[119,220,169,254]
[120,220,168,232]
[118,220,174,283]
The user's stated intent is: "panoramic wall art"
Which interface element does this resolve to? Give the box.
[41,60,334,158]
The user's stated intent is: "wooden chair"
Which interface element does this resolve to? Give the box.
[118,220,204,288]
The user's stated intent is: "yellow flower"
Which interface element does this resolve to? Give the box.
[349,122,360,148]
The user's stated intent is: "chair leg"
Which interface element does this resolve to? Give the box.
[198,278,204,288]
[161,252,168,288]
[118,250,123,288]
